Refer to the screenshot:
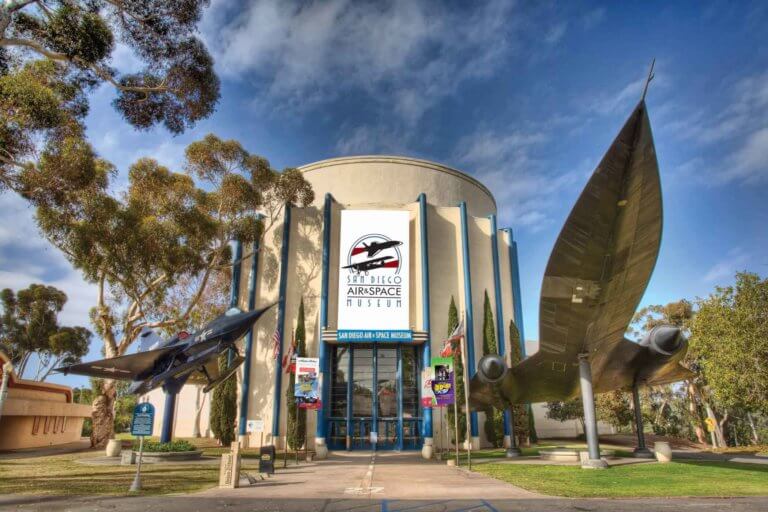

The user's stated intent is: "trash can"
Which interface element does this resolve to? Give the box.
[259,445,276,474]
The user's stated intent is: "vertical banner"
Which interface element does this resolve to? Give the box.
[431,356,455,406]
[421,367,436,407]
[294,357,321,409]
[337,210,411,341]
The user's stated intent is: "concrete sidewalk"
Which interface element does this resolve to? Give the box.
[201,450,541,500]
[2,450,767,511]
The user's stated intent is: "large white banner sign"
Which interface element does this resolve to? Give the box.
[337,210,410,341]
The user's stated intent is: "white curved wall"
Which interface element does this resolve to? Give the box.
[300,156,496,217]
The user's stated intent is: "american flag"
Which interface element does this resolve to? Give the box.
[282,329,297,373]
[440,317,464,357]
[271,329,281,360]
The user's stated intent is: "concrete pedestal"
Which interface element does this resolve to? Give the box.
[633,447,654,458]
[315,437,328,459]
[421,437,433,459]
[105,439,122,457]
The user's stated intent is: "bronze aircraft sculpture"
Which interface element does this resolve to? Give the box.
[470,80,691,466]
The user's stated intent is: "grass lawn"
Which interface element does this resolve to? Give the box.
[440,440,634,461]
[0,449,262,496]
[475,460,768,497]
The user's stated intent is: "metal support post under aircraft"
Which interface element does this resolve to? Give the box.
[632,384,654,458]
[506,408,521,457]
[578,355,608,469]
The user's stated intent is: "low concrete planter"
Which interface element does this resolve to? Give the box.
[135,450,203,463]
[654,441,672,463]
[540,448,579,462]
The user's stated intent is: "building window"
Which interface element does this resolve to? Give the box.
[32,416,41,435]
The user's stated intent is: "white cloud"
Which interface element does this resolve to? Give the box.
[725,127,768,183]
[544,22,568,45]
[453,126,586,231]
[662,70,768,186]
[703,247,751,283]
[580,8,606,30]
[202,0,517,123]
[0,194,97,329]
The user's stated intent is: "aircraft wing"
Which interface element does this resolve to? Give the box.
[55,345,179,380]
[470,101,685,408]
[537,100,661,385]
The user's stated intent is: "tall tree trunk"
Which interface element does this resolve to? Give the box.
[703,401,727,448]
[90,379,116,448]
[747,412,760,445]
[192,386,205,438]
[686,381,708,445]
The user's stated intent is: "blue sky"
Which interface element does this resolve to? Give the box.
[1,1,766,386]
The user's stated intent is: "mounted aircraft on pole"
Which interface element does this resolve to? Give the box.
[469,62,692,467]
[56,305,274,442]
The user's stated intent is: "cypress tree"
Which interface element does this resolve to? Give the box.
[210,354,237,446]
[286,299,307,450]
[509,320,534,445]
[444,296,466,445]
[482,290,503,447]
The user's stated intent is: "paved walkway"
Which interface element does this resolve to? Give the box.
[205,451,541,500]
[1,450,767,511]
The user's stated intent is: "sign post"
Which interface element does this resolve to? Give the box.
[129,402,155,493]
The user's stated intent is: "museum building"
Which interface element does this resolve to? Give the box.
[145,155,595,455]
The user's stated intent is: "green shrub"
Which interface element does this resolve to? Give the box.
[132,439,196,452]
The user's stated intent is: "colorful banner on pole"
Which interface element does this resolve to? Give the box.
[294,357,321,409]
[431,356,455,407]
[422,357,455,407]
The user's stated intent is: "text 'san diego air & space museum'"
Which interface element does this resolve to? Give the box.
[144,155,612,456]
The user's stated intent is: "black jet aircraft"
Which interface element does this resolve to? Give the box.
[469,92,692,461]
[361,240,402,258]
[342,256,393,274]
[56,305,274,395]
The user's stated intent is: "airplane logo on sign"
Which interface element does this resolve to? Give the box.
[343,234,402,275]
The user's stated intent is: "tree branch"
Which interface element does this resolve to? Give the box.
[0,37,172,94]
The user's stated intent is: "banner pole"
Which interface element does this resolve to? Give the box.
[461,335,472,470]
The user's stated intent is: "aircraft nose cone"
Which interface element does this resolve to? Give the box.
[653,325,683,354]
[478,355,506,383]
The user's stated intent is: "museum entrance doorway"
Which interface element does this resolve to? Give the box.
[327,344,422,451]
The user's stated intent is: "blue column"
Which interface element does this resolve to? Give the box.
[417,194,433,442]
[272,205,291,438]
[346,347,353,449]
[227,241,243,367]
[397,345,404,451]
[372,345,378,447]
[489,215,512,437]
[159,377,185,443]
[238,232,261,437]
[458,202,479,438]
[316,194,333,442]
[504,228,535,441]
[504,229,526,356]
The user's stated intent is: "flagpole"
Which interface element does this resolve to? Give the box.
[460,319,472,471]
[453,396,459,466]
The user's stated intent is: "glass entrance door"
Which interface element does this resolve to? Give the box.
[327,344,422,451]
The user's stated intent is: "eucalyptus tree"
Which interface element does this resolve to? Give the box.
[0,283,91,380]
[34,134,313,447]
[690,272,768,445]
[0,0,219,200]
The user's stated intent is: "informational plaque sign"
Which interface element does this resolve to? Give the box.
[337,210,411,341]
[130,403,155,436]
[246,419,264,433]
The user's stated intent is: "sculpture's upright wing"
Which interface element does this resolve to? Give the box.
[470,100,679,407]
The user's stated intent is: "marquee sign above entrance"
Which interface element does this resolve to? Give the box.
[337,210,411,341]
